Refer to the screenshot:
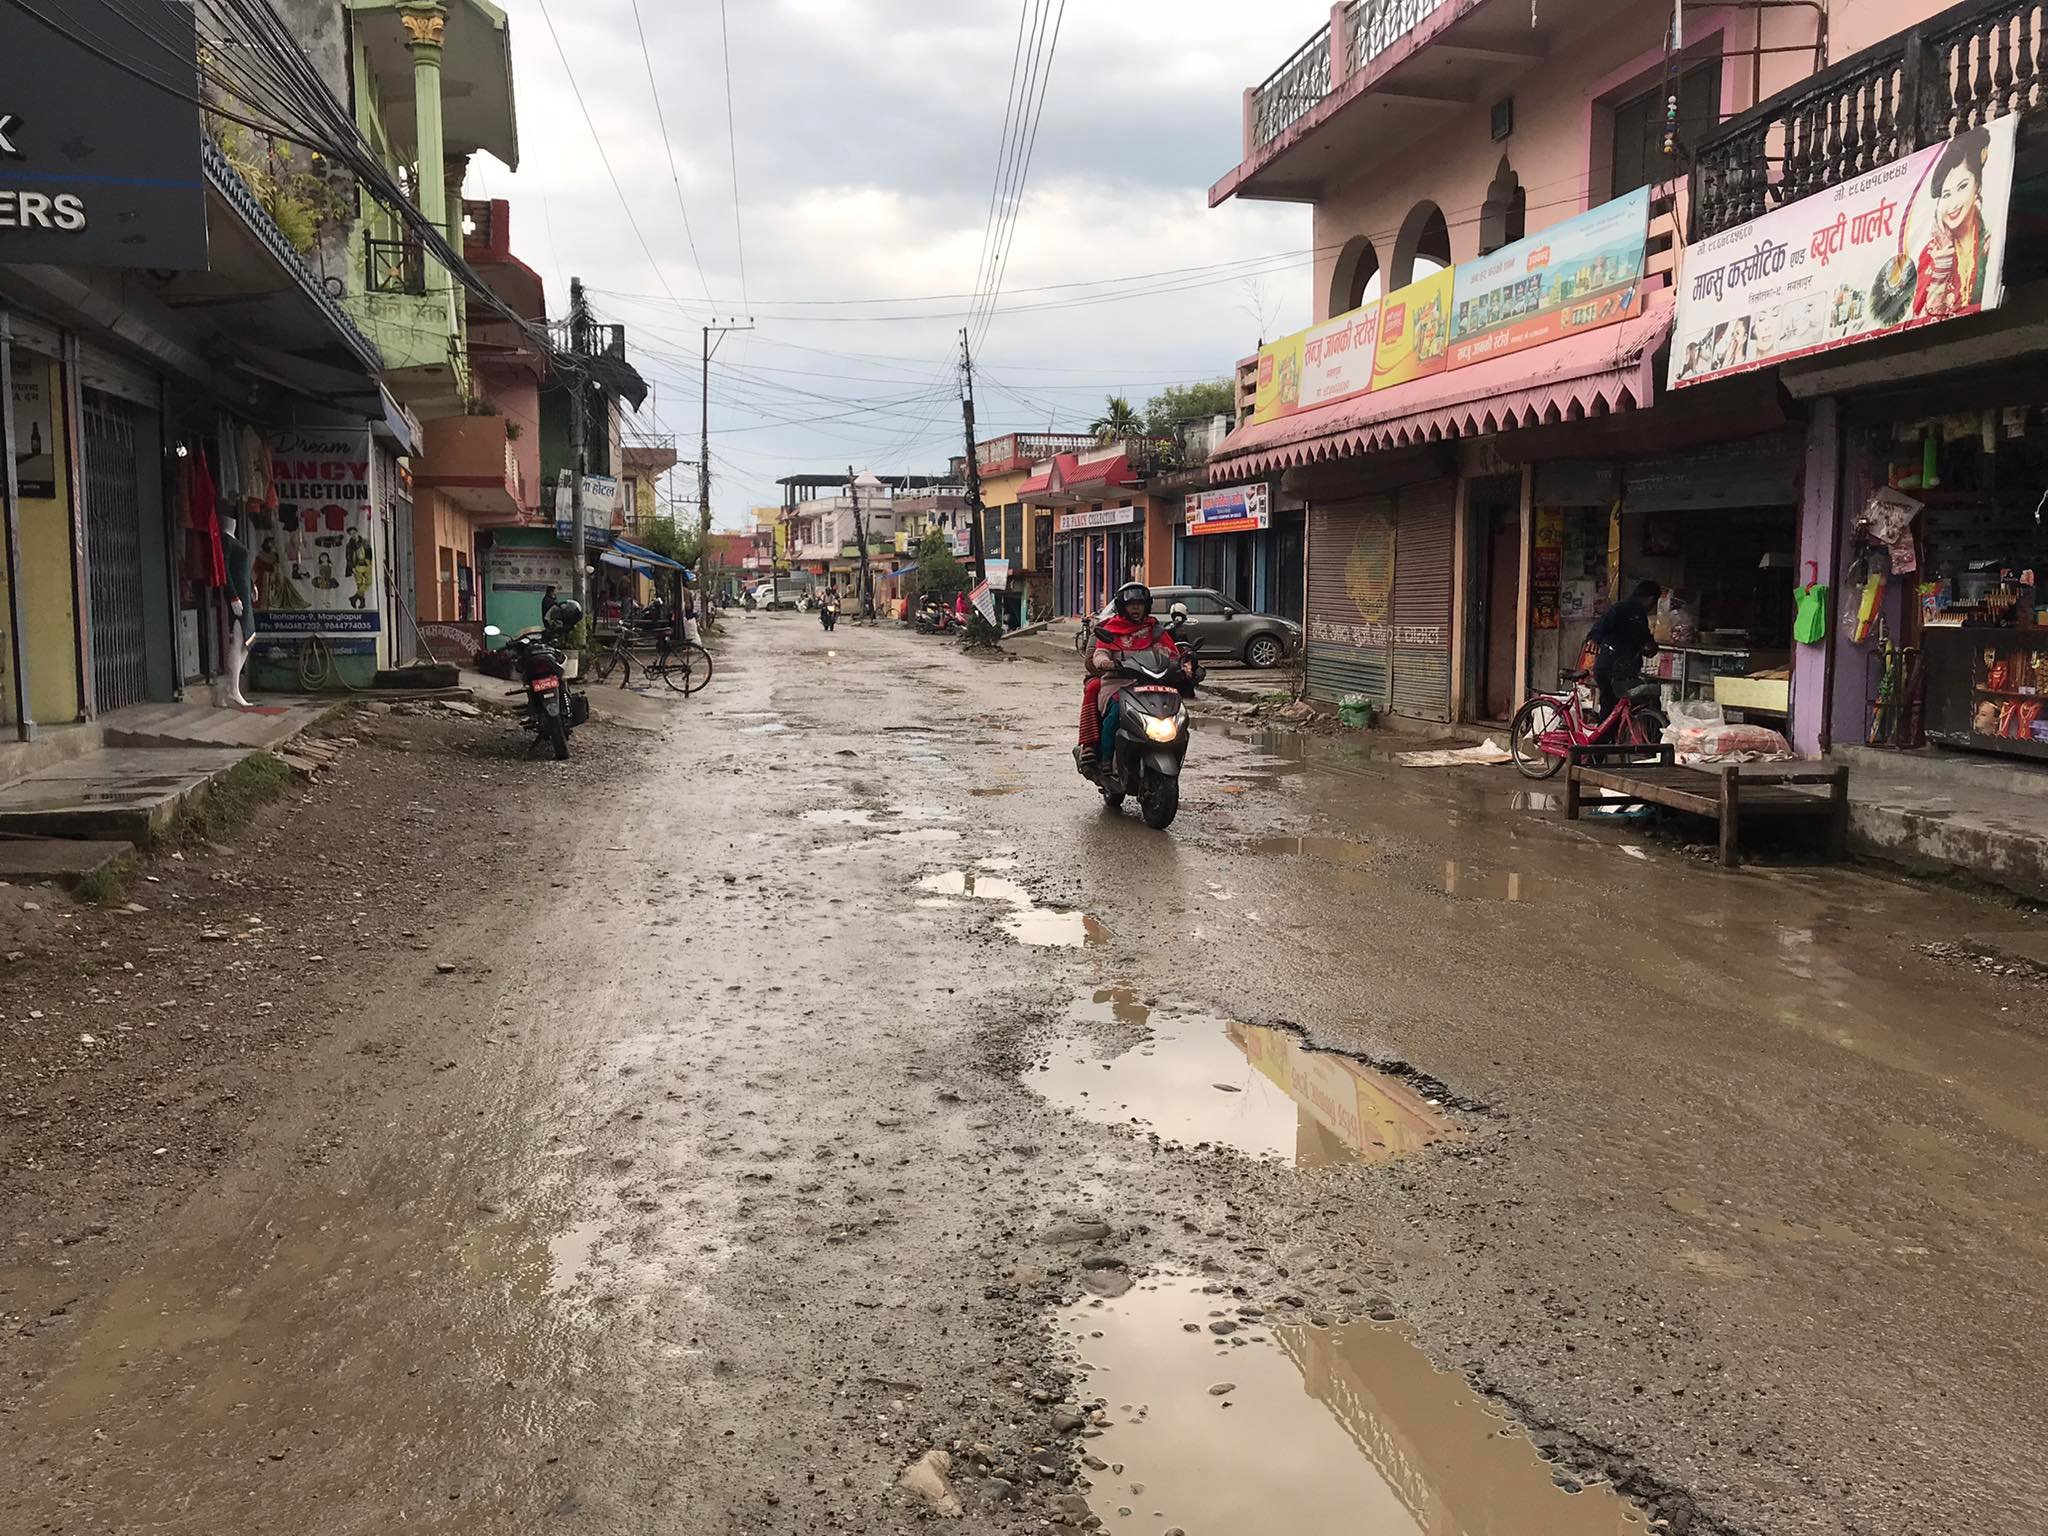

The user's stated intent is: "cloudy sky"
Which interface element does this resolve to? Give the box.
[465,0,1318,526]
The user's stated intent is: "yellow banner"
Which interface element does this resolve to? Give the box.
[1250,327,1306,424]
[1369,267,1453,391]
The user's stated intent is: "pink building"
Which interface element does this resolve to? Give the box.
[1207,0,2037,761]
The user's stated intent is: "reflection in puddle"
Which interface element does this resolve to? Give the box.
[546,1217,607,1299]
[971,785,1023,797]
[739,721,791,735]
[1506,790,1562,812]
[803,807,886,827]
[918,870,1109,948]
[1438,860,1565,902]
[1057,1275,1637,1536]
[1249,835,1376,869]
[1030,997,1455,1165]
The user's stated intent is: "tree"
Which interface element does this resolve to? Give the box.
[909,528,967,606]
[1143,379,1237,440]
[1091,395,1144,444]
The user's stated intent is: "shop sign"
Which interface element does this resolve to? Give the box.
[986,558,1011,591]
[1671,115,2018,390]
[1370,267,1453,390]
[486,544,574,593]
[552,471,621,538]
[254,428,380,636]
[1056,504,1136,533]
[950,528,971,557]
[968,580,996,625]
[0,0,207,270]
[1249,189,1648,422]
[1531,507,1564,631]
[1447,187,1649,368]
[1185,482,1271,536]
[9,352,56,498]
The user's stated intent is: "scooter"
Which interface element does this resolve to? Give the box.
[485,599,588,760]
[1073,603,1202,830]
[820,595,841,632]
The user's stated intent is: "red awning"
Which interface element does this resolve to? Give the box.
[1065,451,1132,490]
[1016,466,1053,495]
[1210,288,1674,480]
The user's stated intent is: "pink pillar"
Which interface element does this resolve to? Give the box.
[1241,87,1256,161]
[1329,4,1351,87]
[1791,399,1839,756]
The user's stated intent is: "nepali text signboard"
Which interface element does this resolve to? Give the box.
[1446,186,1649,368]
[0,0,208,269]
[255,429,381,639]
[1671,117,2018,390]
[1250,189,1650,425]
[552,471,621,538]
[1185,482,1271,536]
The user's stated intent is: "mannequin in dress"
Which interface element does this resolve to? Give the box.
[218,515,255,708]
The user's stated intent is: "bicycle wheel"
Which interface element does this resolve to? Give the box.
[1509,696,1570,780]
[592,644,626,685]
[660,644,713,695]
[1625,707,1668,750]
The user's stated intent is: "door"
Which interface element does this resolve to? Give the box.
[1482,507,1521,720]
[1272,517,1304,623]
[80,390,150,714]
[1389,481,1455,722]
[1305,496,1393,706]
[392,484,417,665]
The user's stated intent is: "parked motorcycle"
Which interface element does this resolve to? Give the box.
[1073,603,1202,830]
[484,597,588,760]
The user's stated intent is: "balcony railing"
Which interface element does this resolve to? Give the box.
[551,318,628,359]
[365,233,425,296]
[625,430,677,451]
[1252,18,1333,151]
[976,431,1098,471]
[1693,0,2046,239]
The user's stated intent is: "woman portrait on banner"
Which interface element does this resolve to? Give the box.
[1914,127,1993,319]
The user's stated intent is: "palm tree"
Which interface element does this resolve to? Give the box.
[1091,395,1143,445]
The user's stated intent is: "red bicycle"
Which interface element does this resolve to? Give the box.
[1508,670,1668,780]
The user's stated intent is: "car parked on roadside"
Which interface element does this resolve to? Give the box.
[1074,586,1301,668]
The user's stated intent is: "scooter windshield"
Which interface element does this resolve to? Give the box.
[1117,645,1179,679]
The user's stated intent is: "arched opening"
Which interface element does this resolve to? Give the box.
[1329,235,1382,315]
[1478,158,1526,255]
[1390,200,1452,289]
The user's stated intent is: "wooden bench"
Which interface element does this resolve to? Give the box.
[1564,743,1849,868]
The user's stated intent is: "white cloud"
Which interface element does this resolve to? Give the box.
[491,0,1322,521]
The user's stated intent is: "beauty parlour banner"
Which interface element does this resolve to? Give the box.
[1671,115,2018,389]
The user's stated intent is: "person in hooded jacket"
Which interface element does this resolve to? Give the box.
[1076,582,1193,773]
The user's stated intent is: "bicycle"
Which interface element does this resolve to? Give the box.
[1507,669,1667,780]
[591,623,714,696]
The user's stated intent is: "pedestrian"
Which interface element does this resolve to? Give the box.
[1588,579,1662,721]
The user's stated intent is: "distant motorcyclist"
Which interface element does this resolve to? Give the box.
[1077,582,1191,774]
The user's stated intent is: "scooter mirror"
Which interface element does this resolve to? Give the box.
[483,624,502,637]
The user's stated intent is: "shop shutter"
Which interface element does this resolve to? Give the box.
[1389,480,1455,722]
[1305,496,1392,706]
[80,391,150,713]
[75,340,160,410]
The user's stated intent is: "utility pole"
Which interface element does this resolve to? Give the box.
[568,275,588,610]
[958,327,988,589]
[700,318,754,625]
[848,466,875,623]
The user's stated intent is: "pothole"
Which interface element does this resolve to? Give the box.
[739,721,791,735]
[918,869,1110,948]
[971,785,1023,797]
[1435,859,1569,902]
[804,808,890,827]
[1029,994,1456,1165]
[1054,1273,1640,1535]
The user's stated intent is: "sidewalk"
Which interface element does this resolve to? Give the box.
[1835,743,2048,902]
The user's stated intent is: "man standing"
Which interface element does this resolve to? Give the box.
[1587,579,1662,718]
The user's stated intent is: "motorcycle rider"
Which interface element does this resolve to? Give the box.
[1077,581,1192,775]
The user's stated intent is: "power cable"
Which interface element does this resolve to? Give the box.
[970,0,1053,341]
[716,0,749,315]
[976,0,1068,353]
[965,0,1038,330]
[627,0,714,304]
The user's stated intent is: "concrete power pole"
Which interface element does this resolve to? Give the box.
[568,276,588,610]
[699,318,754,620]
[958,328,988,589]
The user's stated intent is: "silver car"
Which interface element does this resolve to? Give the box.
[1076,586,1301,668]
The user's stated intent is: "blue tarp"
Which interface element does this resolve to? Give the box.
[604,537,688,574]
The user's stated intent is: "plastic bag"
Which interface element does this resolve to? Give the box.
[1794,582,1829,644]
[1666,721,1795,765]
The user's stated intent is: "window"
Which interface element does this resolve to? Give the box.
[1178,592,1225,615]
[1609,60,1721,199]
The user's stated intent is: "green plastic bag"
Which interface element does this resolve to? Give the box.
[1794,581,1829,645]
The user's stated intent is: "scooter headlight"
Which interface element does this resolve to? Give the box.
[1141,711,1184,743]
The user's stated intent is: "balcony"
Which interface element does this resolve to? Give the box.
[1217,0,1630,205]
[414,412,525,520]
[623,430,680,477]
[977,432,1098,475]
[1693,0,2044,240]
[346,228,469,415]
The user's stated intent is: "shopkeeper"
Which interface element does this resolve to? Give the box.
[1588,579,1664,713]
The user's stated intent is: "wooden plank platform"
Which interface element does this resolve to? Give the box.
[1565,743,1849,867]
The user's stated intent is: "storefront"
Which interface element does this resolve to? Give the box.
[1304,478,1456,720]
[1054,503,1145,618]
[1175,479,1306,622]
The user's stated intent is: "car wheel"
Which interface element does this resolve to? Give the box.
[1245,634,1284,669]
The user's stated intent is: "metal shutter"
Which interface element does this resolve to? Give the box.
[80,391,150,713]
[1389,480,1454,722]
[1305,495,1392,706]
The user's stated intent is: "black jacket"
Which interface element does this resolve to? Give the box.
[1590,597,1655,657]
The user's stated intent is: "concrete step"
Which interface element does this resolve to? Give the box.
[0,748,253,842]
[0,834,137,887]
[1834,742,2048,803]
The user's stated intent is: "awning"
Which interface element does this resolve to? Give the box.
[1210,288,1674,479]
[604,537,686,572]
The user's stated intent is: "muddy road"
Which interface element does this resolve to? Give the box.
[6,615,2047,1535]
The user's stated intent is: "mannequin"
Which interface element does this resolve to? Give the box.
[218,515,255,708]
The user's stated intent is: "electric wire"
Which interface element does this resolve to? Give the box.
[628,0,714,305]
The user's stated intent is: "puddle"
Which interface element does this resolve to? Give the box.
[1030,997,1455,1165]
[917,869,1110,948]
[546,1217,607,1298]
[803,807,888,827]
[867,827,961,845]
[1248,835,1375,869]
[739,722,791,735]
[1437,859,1568,902]
[1056,1274,1638,1536]
[971,786,1023,797]
[1505,790,1562,812]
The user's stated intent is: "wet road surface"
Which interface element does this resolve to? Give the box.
[7,615,2048,1534]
